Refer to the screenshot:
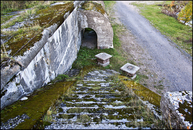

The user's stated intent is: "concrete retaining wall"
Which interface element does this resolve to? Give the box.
[1,1,113,109]
[1,4,82,109]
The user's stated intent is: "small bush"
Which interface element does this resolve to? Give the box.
[177,1,192,23]
[161,1,189,20]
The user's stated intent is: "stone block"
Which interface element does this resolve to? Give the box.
[120,63,140,77]
[95,52,112,67]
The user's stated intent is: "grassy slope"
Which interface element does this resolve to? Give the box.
[131,2,192,56]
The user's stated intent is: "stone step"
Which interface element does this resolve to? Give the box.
[45,122,151,129]
[73,87,122,92]
[59,100,133,108]
[61,96,132,103]
[77,82,114,87]
[48,116,150,129]
[73,90,113,94]
[58,106,140,115]
[55,112,142,121]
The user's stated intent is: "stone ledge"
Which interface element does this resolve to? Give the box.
[160,91,192,129]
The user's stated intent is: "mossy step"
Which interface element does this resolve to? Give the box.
[45,122,152,129]
[61,95,130,102]
[73,87,117,91]
[53,114,145,124]
[62,97,99,102]
[56,110,142,121]
[65,101,107,105]
[72,91,120,95]
[67,93,123,98]
[58,107,140,115]
[61,97,133,104]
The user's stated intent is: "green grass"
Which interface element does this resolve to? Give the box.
[0,1,54,15]
[131,2,192,56]
[72,46,126,72]
[1,15,15,24]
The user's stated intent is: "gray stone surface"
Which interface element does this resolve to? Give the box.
[160,91,192,129]
[120,63,140,75]
[78,4,113,49]
[95,52,112,61]
[1,114,29,129]
[98,61,110,67]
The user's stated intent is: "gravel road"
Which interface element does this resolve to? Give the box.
[115,1,192,91]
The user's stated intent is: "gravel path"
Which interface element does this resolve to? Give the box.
[114,1,192,92]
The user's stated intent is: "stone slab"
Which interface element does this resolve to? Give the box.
[95,52,112,61]
[120,63,140,75]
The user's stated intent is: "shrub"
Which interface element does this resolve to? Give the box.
[177,1,192,24]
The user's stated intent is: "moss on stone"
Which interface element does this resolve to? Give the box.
[0,81,74,129]
[78,114,91,123]
[81,2,106,15]
[178,100,193,123]
[119,75,161,108]
[1,2,74,57]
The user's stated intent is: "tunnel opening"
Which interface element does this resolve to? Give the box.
[81,28,97,49]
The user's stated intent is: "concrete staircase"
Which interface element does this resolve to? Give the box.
[45,70,155,129]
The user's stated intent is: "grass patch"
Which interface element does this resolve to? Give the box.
[134,74,149,83]
[131,2,192,56]
[0,1,56,15]
[1,15,15,24]
[72,46,127,72]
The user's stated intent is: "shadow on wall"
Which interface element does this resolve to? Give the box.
[81,28,97,49]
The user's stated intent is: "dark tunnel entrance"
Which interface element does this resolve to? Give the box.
[81,28,97,49]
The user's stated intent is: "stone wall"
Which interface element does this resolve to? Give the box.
[78,3,113,49]
[160,91,192,129]
[1,1,113,110]
[1,3,82,109]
